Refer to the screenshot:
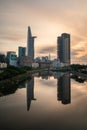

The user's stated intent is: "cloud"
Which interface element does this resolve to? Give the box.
[80,55,87,62]
[0,0,87,63]
[38,45,56,54]
[0,34,25,41]
[71,46,87,57]
[71,48,87,64]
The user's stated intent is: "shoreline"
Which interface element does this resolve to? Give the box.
[0,68,71,87]
[0,68,49,87]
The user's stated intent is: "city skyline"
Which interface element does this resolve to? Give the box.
[0,0,87,64]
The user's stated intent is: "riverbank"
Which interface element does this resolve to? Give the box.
[0,68,49,87]
[0,72,31,87]
[0,65,72,87]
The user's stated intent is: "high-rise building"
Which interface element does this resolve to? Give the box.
[27,26,37,59]
[57,33,70,65]
[6,51,17,66]
[18,46,26,57]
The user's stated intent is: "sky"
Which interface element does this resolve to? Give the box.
[0,0,87,64]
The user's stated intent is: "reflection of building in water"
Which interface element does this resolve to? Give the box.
[38,71,53,79]
[26,77,36,111]
[57,73,71,105]
[53,72,65,79]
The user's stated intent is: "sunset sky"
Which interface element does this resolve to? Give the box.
[0,0,87,64]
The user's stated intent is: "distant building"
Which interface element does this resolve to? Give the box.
[0,54,6,63]
[27,26,37,59]
[39,61,51,68]
[35,56,50,63]
[18,46,26,57]
[57,33,70,65]
[34,57,41,62]
[52,59,63,68]
[32,63,39,68]
[6,51,17,66]
[42,56,49,62]
[18,56,32,67]
[49,53,51,61]
[0,63,7,68]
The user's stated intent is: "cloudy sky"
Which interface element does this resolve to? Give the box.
[0,0,87,64]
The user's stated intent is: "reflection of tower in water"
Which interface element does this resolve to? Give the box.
[26,77,36,111]
[57,73,71,104]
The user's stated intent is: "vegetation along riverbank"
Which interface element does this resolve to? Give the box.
[0,66,49,87]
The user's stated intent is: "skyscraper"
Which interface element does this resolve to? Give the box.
[27,26,37,59]
[57,33,70,65]
[18,46,26,57]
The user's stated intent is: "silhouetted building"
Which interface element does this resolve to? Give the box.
[18,46,26,57]
[0,54,6,63]
[57,33,70,65]
[57,72,71,104]
[26,77,36,111]
[27,26,37,59]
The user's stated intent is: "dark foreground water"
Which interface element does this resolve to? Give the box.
[0,71,87,130]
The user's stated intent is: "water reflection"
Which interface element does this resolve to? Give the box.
[0,71,87,130]
[38,71,53,79]
[26,77,36,111]
[71,75,86,83]
[0,71,85,107]
[0,72,71,108]
[38,71,71,105]
[57,72,71,104]
[25,72,71,111]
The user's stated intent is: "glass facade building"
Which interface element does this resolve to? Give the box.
[57,33,70,65]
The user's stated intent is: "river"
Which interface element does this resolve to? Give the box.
[0,71,87,130]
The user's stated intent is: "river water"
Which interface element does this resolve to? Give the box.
[0,71,87,130]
